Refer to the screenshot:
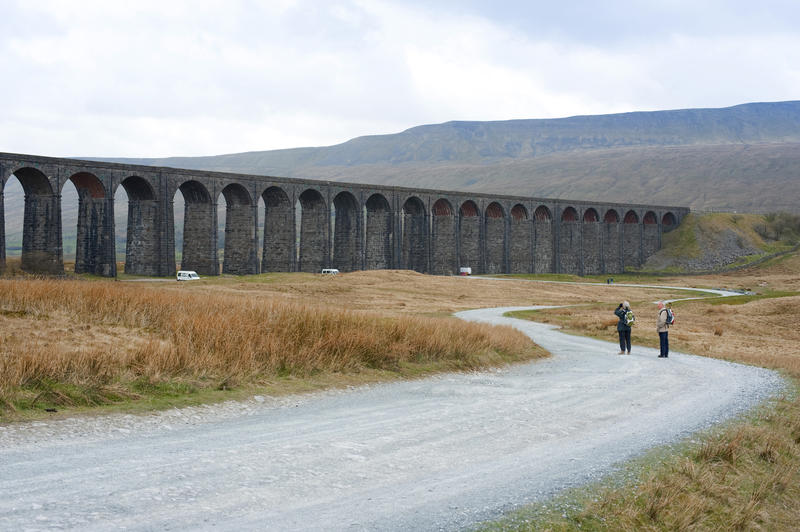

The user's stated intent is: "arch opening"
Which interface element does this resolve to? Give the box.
[561,206,578,222]
[604,209,619,223]
[4,168,62,274]
[583,208,599,222]
[64,172,114,276]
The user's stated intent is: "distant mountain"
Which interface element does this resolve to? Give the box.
[89,100,800,213]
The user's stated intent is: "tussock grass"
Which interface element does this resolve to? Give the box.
[492,270,800,530]
[0,279,544,416]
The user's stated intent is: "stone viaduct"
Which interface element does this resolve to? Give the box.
[0,152,689,278]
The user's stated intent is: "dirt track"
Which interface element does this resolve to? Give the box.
[0,292,784,531]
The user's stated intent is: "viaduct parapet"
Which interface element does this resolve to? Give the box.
[0,152,689,277]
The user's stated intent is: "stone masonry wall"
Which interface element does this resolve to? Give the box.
[582,222,602,275]
[21,193,63,274]
[431,214,456,275]
[558,221,581,274]
[484,217,505,274]
[365,207,392,270]
[509,218,531,274]
[459,215,480,273]
[223,204,257,275]
[603,223,622,274]
[533,221,553,273]
[181,201,218,275]
[623,223,642,268]
[0,153,689,278]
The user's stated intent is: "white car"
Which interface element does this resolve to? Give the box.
[176,270,201,281]
[321,268,340,275]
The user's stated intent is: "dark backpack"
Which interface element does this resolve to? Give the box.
[665,308,675,325]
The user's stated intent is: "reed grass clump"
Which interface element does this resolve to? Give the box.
[0,279,543,413]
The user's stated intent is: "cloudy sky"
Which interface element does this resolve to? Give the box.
[1,0,799,158]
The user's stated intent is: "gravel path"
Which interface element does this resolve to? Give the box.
[0,287,785,531]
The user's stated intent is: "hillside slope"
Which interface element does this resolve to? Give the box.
[643,213,799,272]
[86,101,800,213]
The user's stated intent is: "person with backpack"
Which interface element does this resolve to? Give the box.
[614,301,633,355]
[657,301,673,358]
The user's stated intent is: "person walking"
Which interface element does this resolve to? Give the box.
[657,301,670,358]
[614,301,632,355]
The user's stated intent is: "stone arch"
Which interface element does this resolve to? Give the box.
[65,171,114,276]
[622,210,641,268]
[262,186,293,272]
[583,208,599,222]
[401,196,427,272]
[118,176,155,201]
[175,180,217,275]
[298,188,328,273]
[7,167,61,274]
[219,183,257,275]
[509,204,531,273]
[533,205,553,273]
[559,206,580,274]
[604,209,619,223]
[118,176,160,276]
[365,193,392,270]
[431,198,456,275]
[643,211,657,224]
[485,202,506,274]
[534,205,552,221]
[662,212,677,233]
[459,200,480,273]
[332,191,360,272]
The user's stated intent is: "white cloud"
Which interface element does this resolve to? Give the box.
[0,0,798,157]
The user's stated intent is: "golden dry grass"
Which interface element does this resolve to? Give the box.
[0,277,546,416]
[491,255,800,531]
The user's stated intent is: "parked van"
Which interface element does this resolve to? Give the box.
[177,270,201,281]
[321,268,340,275]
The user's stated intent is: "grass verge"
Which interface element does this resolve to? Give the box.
[487,290,800,530]
[0,279,547,421]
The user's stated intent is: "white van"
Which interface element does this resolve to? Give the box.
[321,268,340,275]
[176,270,201,281]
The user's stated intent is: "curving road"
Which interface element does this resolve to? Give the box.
[0,286,784,531]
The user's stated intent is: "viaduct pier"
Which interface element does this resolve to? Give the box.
[0,152,688,278]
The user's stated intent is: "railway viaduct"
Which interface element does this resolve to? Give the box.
[0,152,689,278]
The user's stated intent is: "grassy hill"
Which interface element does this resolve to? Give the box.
[84,101,800,213]
[642,212,800,272]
